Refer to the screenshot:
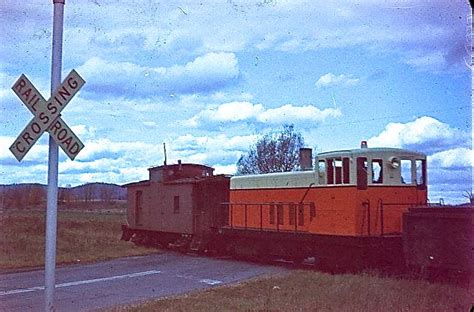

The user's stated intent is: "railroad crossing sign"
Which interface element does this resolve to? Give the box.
[9,70,85,161]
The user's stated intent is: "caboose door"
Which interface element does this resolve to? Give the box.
[193,213,201,234]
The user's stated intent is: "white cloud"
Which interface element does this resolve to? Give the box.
[70,125,97,140]
[168,133,258,167]
[0,137,164,185]
[315,73,360,88]
[2,1,468,78]
[143,121,158,128]
[429,147,473,169]
[367,116,468,153]
[77,52,239,98]
[0,131,250,185]
[186,102,264,127]
[257,104,341,124]
[0,136,14,160]
[172,133,257,152]
[186,102,341,127]
[210,91,254,102]
[211,101,264,122]
[0,135,49,164]
[404,51,446,71]
[214,164,237,175]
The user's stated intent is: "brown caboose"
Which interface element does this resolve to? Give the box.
[121,161,229,251]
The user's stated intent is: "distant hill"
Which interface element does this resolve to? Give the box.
[0,182,126,209]
[67,182,127,201]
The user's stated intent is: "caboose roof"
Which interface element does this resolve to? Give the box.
[164,174,230,185]
[148,163,214,171]
[122,180,150,188]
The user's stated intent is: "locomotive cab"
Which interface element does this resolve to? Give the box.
[316,146,427,190]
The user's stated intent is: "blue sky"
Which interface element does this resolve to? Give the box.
[0,0,472,204]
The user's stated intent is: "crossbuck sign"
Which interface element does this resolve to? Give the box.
[10,70,85,161]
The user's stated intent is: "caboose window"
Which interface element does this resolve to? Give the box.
[371,159,383,184]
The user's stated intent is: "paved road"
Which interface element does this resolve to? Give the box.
[0,252,287,311]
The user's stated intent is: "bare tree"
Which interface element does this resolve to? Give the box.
[463,190,474,204]
[59,184,75,207]
[27,185,44,208]
[237,124,305,175]
[81,184,94,202]
[100,186,113,203]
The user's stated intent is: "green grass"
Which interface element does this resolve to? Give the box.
[0,209,155,270]
[110,270,472,312]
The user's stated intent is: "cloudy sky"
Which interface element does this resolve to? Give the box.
[0,0,471,203]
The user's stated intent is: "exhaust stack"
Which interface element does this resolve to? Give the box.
[299,148,313,171]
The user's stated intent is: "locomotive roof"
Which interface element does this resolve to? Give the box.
[317,147,426,159]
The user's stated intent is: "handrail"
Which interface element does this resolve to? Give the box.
[361,200,370,236]
[378,199,383,236]
[360,201,366,235]
[367,201,371,236]
[299,183,315,204]
[222,202,314,233]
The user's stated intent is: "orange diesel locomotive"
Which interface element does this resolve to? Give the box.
[218,142,427,269]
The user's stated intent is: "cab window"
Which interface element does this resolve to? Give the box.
[327,159,334,184]
[318,160,326,184]
[416,159,426,188]
[371,159,383,184]
[326,157,350,185]
[334,159,342,184]
[342,158,350,184]
[401,160,412,184]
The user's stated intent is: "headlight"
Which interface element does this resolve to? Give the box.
[389,156,400,169]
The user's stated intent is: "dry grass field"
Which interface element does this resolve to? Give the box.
[111,270,472,312]
[1,208,472,311]
[0,209,155,270]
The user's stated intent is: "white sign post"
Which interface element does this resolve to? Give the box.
[9,1,84,311]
